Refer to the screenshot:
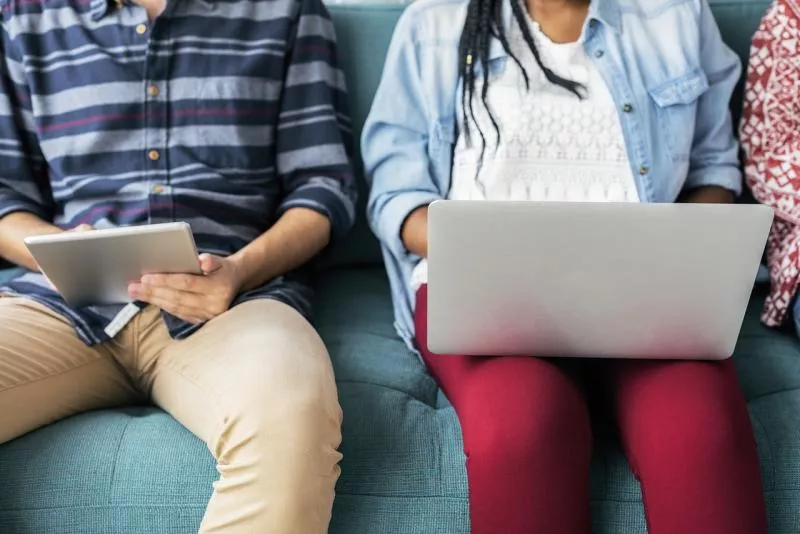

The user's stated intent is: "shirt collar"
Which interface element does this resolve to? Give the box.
[489,0,621,61]
[589,0,622,34]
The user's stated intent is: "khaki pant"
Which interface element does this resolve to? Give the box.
[0,296,343,534]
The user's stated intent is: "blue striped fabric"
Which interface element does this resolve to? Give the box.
[0,0,356,345]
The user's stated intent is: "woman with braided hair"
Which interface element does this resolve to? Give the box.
[363,0,768,532]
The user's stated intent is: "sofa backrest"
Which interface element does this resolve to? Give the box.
[322,4,404,268]
[324,0,773,268]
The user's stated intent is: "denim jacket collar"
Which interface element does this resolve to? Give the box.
[488,0,622,61]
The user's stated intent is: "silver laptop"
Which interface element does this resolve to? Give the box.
[426,201,773,360]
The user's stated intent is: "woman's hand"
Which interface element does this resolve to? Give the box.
[401,205,430,258]
[128,253,243,324]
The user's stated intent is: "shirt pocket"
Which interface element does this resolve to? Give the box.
[647,69,709,162]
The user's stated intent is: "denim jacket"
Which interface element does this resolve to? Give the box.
[362,0,743,348]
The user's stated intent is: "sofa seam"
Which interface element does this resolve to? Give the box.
[748,409,777,492]
[336,379,439,408]
[106,416,134,506]
[747,386,800,404]
[3,489,798,514]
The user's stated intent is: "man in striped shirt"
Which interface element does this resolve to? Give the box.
[0,0,355,529]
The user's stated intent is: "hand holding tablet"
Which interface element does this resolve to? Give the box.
[24,222,202,307]
[127,251,243,325]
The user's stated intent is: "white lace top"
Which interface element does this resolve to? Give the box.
[410,16,640,290]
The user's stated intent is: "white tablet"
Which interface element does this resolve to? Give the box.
[24,222,201,307]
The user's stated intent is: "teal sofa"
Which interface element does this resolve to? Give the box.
[1,1,798,532]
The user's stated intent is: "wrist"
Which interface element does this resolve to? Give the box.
[228,249,261,292]
[401,205,429,257]
[684,186,735,204]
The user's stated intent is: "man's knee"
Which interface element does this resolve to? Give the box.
[223,381,341,448]
[212,332,341,456]
[211,379,343,497]
[201,300,342,467]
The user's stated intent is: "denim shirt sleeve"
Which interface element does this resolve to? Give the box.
[362,10,443,261]
[684,0,743,196]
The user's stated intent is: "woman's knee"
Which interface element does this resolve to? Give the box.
[628,398,753,477]
[616,361,754,472]
[462,379,592,466]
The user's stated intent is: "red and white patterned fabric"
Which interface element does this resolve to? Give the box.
[740,0,800,326]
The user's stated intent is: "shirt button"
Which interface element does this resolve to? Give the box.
[623,103,633,113]
[148,149,160,161]
[136,24,148,35]
[147,84,159,97]
[594,50,604,58]
[639,166,649,175]
[151,184,165,194]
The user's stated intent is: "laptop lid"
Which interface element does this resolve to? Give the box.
[426,200,773,359]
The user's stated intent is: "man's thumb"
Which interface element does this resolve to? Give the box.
[199,253,222,274]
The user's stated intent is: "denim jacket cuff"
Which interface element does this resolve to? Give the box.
[684,166,743,197]
[378,191,442,259]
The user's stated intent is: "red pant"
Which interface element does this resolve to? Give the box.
[414,285,767,534]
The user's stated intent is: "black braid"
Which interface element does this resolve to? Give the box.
[492,0,528,89]
[508,0,585,95]
[458,0,482,148]
[477,0,496,145]
[458,0,586,163]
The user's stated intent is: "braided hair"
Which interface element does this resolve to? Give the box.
[458,0,585,158]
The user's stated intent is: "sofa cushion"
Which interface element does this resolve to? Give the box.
[0,267,470,534]
[0,403,469,534]
[0,408,214,533]
[313,268,800,533]
[1,267,799,533]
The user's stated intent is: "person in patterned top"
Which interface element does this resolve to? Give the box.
[740,0,800,335]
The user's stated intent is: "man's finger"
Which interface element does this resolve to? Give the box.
[129,283,203,312]
[140,273,206,294]
[130,292,207,324]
